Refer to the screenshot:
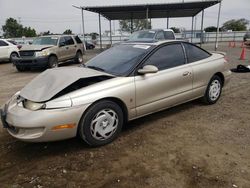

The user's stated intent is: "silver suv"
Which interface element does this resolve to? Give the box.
[12,35,85,71]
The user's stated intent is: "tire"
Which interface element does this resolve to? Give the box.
[48,55,58,68]
[16,65,27,72]
[203,75,222,105]
[10,52,18,63]
[75,51,83,64]
[78,100,124,147]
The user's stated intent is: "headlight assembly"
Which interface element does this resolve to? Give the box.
[36,51,48,57]
[23,100,46,111]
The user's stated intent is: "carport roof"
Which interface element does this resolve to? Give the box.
[82,0,221,20]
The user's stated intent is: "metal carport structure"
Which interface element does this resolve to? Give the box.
[74,0,222,50]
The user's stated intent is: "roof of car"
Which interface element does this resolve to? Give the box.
[39,35,76,37]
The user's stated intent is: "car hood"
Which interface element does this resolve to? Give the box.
[20,67,113,102]
[20,45,54,51]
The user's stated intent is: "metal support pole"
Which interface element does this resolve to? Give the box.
[167,17,169,29]
[98,13,102,49]
[200,10,204,47]
[191,16,194,43]
[81,8,85,42]
[109,20,112,45]
[146,7,149,29]
[215,1,222,51]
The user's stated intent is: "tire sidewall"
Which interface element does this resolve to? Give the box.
[205,75,222,104]
[48,56,58,68]
[78,100,123,146]
[75,51,83,64]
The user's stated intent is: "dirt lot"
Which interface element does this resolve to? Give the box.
[0,43,250,188]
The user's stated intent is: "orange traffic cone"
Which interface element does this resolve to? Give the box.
[239,47,246,60]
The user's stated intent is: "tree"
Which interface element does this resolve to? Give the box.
[22,27,36,37]
[63,29,72,34]
[170,27,180,33]
[2,17,36,38]
[119,19,151,32]
[221,18,249,31]
[90,32,99,40]
[2,18,23,38]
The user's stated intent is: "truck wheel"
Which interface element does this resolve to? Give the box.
[75,51,83,64]
[48,55,58,68]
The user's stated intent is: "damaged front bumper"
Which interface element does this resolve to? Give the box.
[0,97,89,142]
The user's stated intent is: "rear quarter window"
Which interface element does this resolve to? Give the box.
[74,36,83,44]
[183,43,211,63]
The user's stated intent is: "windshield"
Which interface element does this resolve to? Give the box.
[32,36,58,45]
[129,31,156,41]
[86,44,152,76]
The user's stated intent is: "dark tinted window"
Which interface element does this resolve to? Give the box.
[0,40,9,46]
[155,31,165,40]
[64,36,74,45]
[144,43,185,70]
[7,40,17,45]
[74,36,83,44]
[86,44,151,76]
[59,37,65,46]
[164,31,175,39]
[183,43,210,63]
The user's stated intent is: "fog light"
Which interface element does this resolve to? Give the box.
[51,124,76,131]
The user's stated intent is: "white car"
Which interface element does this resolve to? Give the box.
[0,39,19,62]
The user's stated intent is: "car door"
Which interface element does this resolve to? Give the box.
[57,37,68,61]
[135,43,193,117]
[0,40,9,60]
[64,36,76,59]
[182,42,212,97]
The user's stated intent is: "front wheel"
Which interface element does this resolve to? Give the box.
[78,100,123,147]
[203,75,222,105]
[48,55,58,68]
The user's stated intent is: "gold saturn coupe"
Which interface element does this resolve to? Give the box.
[0,41,231,146]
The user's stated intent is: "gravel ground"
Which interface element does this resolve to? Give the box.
[0,43,250,188]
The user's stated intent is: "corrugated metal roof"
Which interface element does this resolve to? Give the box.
[81,0,221,20]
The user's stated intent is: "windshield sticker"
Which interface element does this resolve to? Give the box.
[51,37,58,40]
[149,31,156,33]
[133,45,151,50]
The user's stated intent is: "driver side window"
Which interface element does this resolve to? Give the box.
[143,43,185,71]
[59,37,66,46]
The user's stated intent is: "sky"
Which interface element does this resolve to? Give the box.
[0,0,250,35]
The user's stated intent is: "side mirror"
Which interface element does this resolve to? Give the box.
[59,42,65,47]
[138,65,158,75]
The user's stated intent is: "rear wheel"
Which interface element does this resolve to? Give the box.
[203,75,222,104]
[78,100,123,147]
[75,51,83,64]
[48,55,58,68]
[10,52,18,62]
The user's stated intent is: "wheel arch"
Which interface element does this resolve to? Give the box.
[79,97,129,127]
[214,72,225,87]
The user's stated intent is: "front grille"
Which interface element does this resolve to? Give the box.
[19,51,35,57]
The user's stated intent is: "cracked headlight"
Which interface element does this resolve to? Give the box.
[36,51,48,57]
[23,100,46,111]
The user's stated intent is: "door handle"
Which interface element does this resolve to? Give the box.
[183,71,191,76]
